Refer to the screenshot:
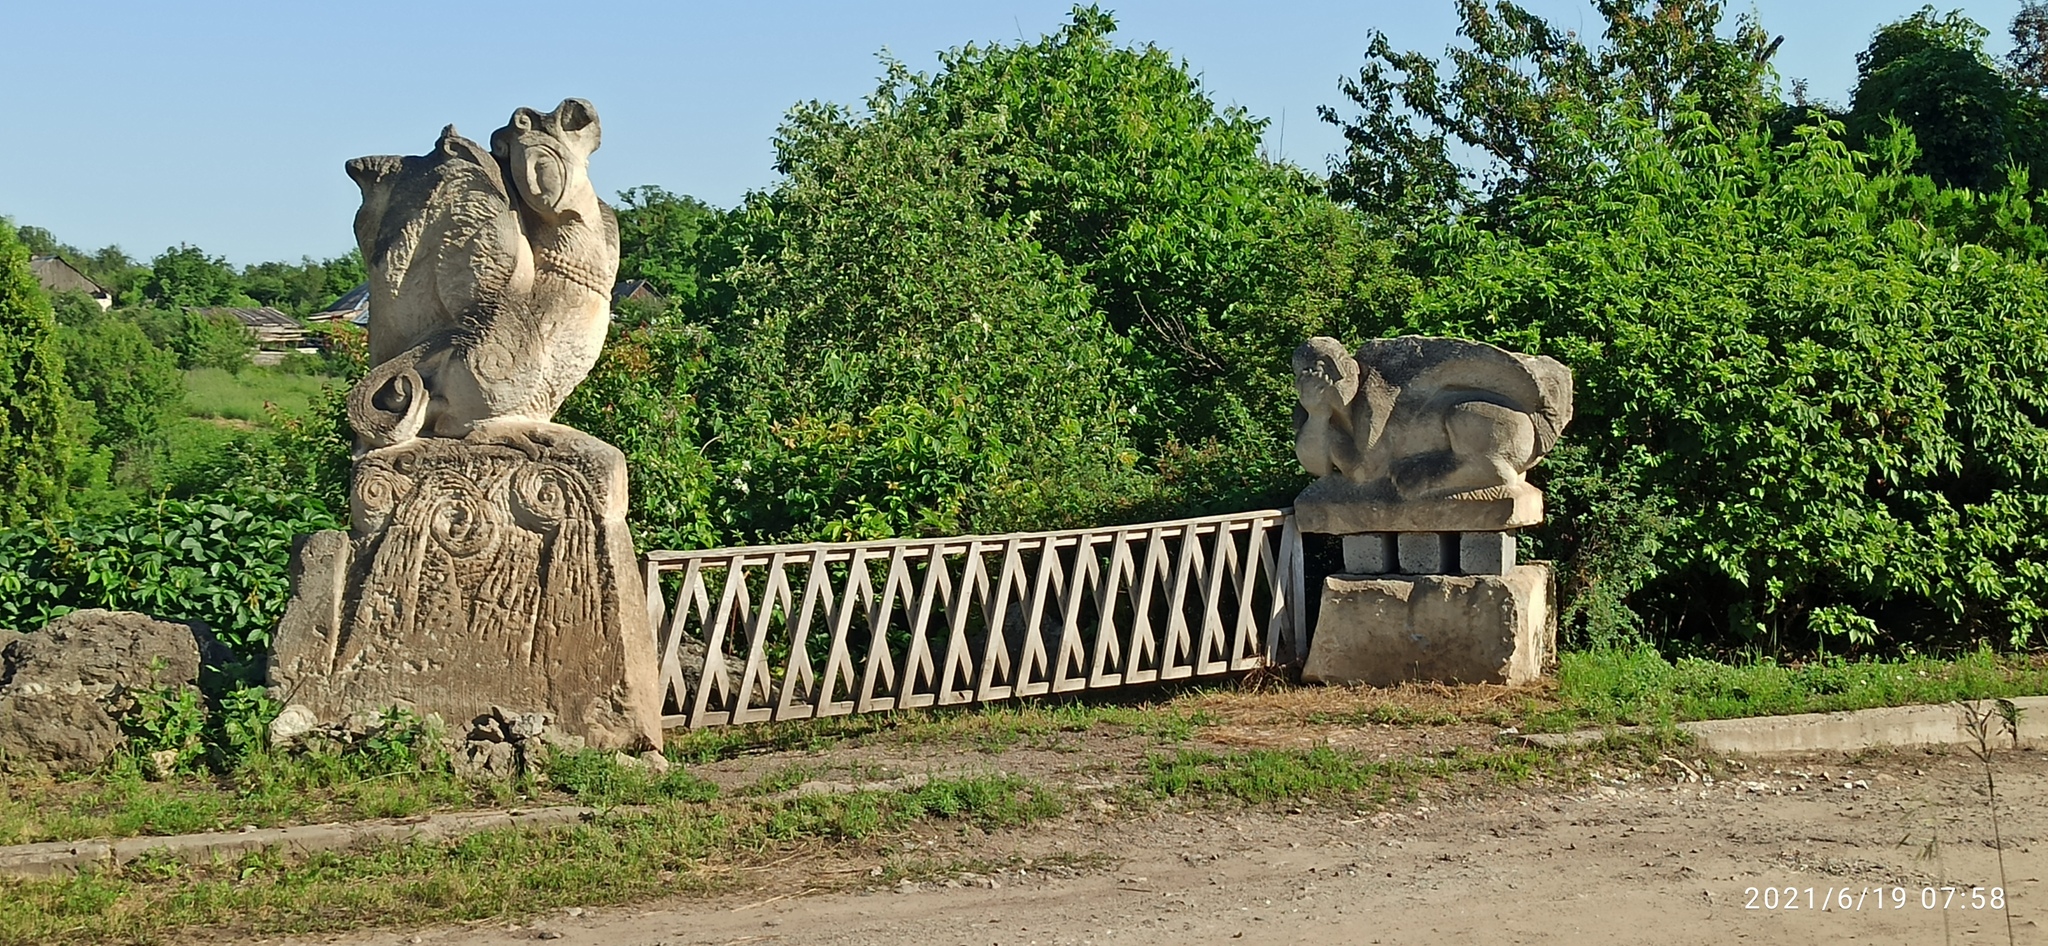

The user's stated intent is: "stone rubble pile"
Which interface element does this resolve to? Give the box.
[455,706,588,779]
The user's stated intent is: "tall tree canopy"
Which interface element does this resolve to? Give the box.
[0,223,76,523]
[1322,0,1777,224]
[569,6,1405,547]
[614,187,721,318]
[1848,8,2033,192]
[144,244,250,309]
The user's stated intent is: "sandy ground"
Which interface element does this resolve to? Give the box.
[258,742,2048,946]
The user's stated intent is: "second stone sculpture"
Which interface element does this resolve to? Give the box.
[1292,335,1571,687]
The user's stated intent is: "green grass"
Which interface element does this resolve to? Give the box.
[1141,745,1547,806]
[0,746,716,848]
[664,699,1211,763]
[9,646,2046,944]
[1538,644,2048,731]
[753,774,1061,842]
[180,367,335,424]
[0,774,1059,946]
[544,751,719,807]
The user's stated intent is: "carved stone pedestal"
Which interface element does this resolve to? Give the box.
[1302,565,1555,687]
[270,423,663,750]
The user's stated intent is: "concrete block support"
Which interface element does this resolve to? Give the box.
[1458,532,1516,575]
[1341,533,1393,573]
[1395,532,1451,574]
[1302,564,1554,686]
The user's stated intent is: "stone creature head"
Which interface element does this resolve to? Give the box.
[491,98,602,224]
[1292,336,1359,414]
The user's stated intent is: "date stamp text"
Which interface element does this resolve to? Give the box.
[1743,886,2005,912]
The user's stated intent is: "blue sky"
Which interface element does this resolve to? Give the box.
[1,1,2024,265]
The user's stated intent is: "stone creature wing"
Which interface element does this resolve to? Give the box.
[344,128,531,449]
[343,100,616,452]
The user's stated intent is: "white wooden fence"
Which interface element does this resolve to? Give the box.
[642,509,1306,729]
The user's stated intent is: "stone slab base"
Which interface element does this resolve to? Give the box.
[1302,564,1554,687]
[1295,476,1542,533]
[270,423,663,750]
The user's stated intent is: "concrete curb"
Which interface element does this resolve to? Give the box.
[0,805,596,879]
[1519,695,2048,754]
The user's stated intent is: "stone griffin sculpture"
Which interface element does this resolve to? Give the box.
[343,98,619,448]
[270,101,662,751]
[1292,335,1573,532]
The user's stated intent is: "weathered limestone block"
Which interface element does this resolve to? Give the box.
[0,609,203,772]
[0,694,123,772]
[270,424,662,750]
[1302,565,1555,687]
[1,610,202,696]
[1295,479,1543,534]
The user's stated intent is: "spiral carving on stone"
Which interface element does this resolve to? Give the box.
[424,475,502,558]
[350,459,413,534]
[510,463,587,532]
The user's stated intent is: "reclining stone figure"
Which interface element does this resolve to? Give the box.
[1292,335,1573,532]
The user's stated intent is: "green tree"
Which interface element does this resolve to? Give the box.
[239,250,366,316]
[1394,115,2048,651]
[173,310,254,371]
[877,7,1393,466]
[1322,0,1777,224]
[145,244,247,309]
[574,80,1150,544]
[58,315,183,449]
[0,224,75,523]
[584,6,1407,546]
[2011,0,2048,89]
[614,187,720,315]
[13,225,61,257]
[47,289,103,328]
[81,246,150,305]
[735,7,1399,515]
[1849,8,2023,191]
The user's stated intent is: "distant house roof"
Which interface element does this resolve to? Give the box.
[29,256,112,303]
[310,283,370,326]
[189,306,306,347]
[612,279,663,309]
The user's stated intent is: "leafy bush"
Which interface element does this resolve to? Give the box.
[1394,117,2048,650]
[172,311,254,372]
[0,487,344,659]
[577,7,1406,546]
[119,685,208,773]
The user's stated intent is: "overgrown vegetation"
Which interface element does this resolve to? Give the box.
[0,225,75,525]
[1538,646,2048,729]
[6,2,2048,695]
[571,2,2048,656]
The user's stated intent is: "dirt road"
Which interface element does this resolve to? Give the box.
[262,745,2048,946]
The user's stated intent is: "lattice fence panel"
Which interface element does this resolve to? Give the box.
[643,509,1304,729]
